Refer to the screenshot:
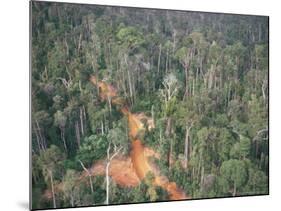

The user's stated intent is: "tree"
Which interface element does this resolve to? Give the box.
[116,26,144,52]
[32,110,51,153]
[144,172,158,201]
[105,143,122,204]
[78,160,94,195]
[107,123,129,155]
[32,154,41,185]
[240,136,251,159]
[219,159,247,196]
[160,73,179,114]
[39,145,66,208]
[176,32,208,98]
[184,122,193,169]
[54,110,68,152]
[217,128,234,162]
[76,134,109,167]
[175,44,192,98]
[62,169,81,207]
[116,26,145,105]
[245,166,268,194]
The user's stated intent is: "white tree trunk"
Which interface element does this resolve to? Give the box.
[78,160,94,194]
[105,162,110,205]
[184,126,189,169]
[124,54,134,105]
[101,121,104,135]
[80,107,84,136]
[49,170,56,208]
[157,44,162,73]
[36,119,46,151]
[105,144,122,205]
[165,48,169,74]
[70,193,74,207]
[233,182,237,196]
[107,96,112,114]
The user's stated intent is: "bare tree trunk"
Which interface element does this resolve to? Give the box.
[184,66,189,99]
[184,125,192,169]
[36,120,46,151]
[61,128,67,152]
[95,73,100,97]
[197,155,201,183]
[192,78,195,96]
[151,105,155,125]
[219,71,223,90]
[157,44,162,73]
[233,182,237,196]
[165,117,173,168]
[227,81,231,107]
[75,121,81,148]
[33,124,42,153]
[124,55,134,105]
[120,62,128,98]
[49,170,56,208]
[172,31,177,56]
[200,166,205,191]
[159,128,163,149]
[169,138,173,170]
[208,65,214,90]
[105,162,110,205]
[196,67,199,90]
[107,96,112,114]
[165,48,169,74]
[101,121,104,135]
[64,36,69,57]
[105,144,122,205]
[77,32,82,54]
[78,160,94,194]
[258,23,262,42]
[80,107,84,136]
[262,80,266,103]
[83,105,87,130]
[70,193,74,207]
[184,127,189,168]
[165,117,172,137]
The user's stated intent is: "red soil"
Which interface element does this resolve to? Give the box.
[43,76,188,201]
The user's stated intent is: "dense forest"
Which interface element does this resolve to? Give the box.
[31,1,269,210]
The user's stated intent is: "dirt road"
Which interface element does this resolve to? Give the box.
[90,76,187,200]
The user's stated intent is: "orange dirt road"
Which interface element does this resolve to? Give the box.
[131,139,150,179]
[90,76,188,200]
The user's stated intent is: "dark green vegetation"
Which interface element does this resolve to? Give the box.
[31,1,269,209]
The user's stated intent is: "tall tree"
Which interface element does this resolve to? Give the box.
[39,145,66,208]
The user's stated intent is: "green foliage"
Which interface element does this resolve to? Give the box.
[107,122,129,155]
[76,134,109,167]
[240,136,251,158]
[39,145,66,179]
[31,1,268,207]
[219,159,247,196]
[62,169,81,206]
[54,110,67,129]
[117,26,144,51]
[244,167,268,195]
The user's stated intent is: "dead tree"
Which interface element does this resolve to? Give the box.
[105,143,122,205]
[78,159,94,194]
